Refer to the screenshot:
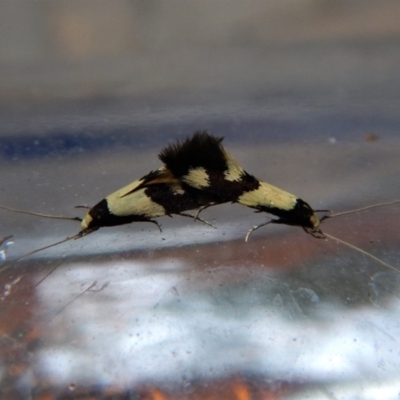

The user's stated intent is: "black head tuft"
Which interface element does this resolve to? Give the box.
[159,131,227,178]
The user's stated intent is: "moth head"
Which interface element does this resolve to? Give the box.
[309,212,320,229]
[80,199,108,230]
[81,213,94,230]
[303,207,327,238]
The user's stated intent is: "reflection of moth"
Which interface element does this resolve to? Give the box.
[0,132,399,275]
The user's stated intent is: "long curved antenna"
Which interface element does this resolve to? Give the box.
[0,205,82,222]
[0,231,86,275]
[323,231,400,274]
[320,200,400,222]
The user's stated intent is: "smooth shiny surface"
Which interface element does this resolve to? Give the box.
[2,138,400,399]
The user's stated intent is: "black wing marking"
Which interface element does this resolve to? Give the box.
[159,131,319,232]
[119,167,179,199]
[159,131,259,202]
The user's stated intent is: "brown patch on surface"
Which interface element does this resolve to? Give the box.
[365,133,379,142]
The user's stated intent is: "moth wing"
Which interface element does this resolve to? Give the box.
[117,167,179,199]
[159,131,246,191]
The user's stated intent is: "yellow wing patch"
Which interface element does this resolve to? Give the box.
[223,151,245,182]
[238,181,297,211]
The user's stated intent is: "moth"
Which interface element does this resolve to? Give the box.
[159,131,324,238]
[0,166,213,270]
[79,167,212,234]
[1,132,399,276]
[159,131,400,273]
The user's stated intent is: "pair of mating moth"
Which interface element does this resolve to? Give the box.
[81,131,324,240]
[2,130,400,275]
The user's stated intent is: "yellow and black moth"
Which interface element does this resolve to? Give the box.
[1,131,399,276]
[0,166,213,268]
[158,131,400,273]
[159,131,324,239]
[80,166,212,235]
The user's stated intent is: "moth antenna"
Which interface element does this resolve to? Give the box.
[320,200,400,222]
[0,205,82,222]
[323,231,400,275]
[0,230,89,275]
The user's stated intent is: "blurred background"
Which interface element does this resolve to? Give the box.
[1,1,400,399]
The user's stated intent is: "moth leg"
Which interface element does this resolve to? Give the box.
[303,227,326,239]
[75,205,91,209]
[178,212,215,228]
[245,219,273,242]
[148,219,162,233]
[319,215,333,223]
[193,204,210,220]
[193,203,217,220]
